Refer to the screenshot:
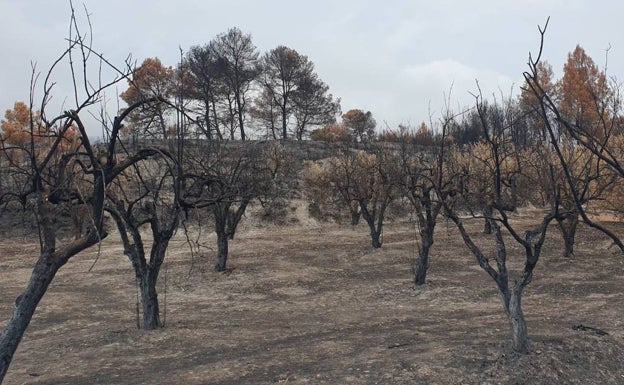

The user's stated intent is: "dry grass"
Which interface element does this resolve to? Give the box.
[1,206,624,384]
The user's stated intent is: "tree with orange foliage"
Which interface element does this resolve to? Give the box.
[524,23,624,254]
[379,124,417,143]
[342,109,376,144]
[1,102,37,148]
[521,45,618,257]
[520,61,555,107]
[412,122,435,146]
[121,57,175,140]
[121,58,174,102]
[310,123,349,142]
[558,45,610,139]
[1,102,37,169]
[1,101,79,167]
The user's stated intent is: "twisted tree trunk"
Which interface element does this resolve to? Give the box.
[137,237,169,329]
[139,268,161,330]
[0,233,102,382]
[508,290,529,353]
[0,257,63,382]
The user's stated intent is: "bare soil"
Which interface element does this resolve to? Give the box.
[1,207,624,384]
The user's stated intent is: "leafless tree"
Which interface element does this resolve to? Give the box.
[181,141,291,271]
[304,151,362,225]
[104,149,180,329]
[442,91,561,353]
[396,112,461,285]
[0,8,179,381]
[305,144,399,248]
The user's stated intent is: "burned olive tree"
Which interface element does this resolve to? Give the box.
[304,148,362,225]
[110,55,190,329]
[546,145,614,257]
[182,140,290,271]
[305,145,399,248]
[395,115,460,285]
[0,9,170,380]
[443,92,561,353]
[104,148,180,330]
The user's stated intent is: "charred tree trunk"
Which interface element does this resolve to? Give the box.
[214,228,229,272]
[413,196,439,286]
[212,100,223,141]
[139,268,161,330]
[370,229,382,249]
[204,104,213,141]
[508,290,529,354]
[414,232,433,286]
[212,200,249,272]
[359,199,384,249]
[407,185,442,286]
[483,205,493,234]
[235,92,246,141]
[125,247,163,330]
[0,229,102,382]
[281,101,288,140]
[349,201,361,226]
[557,211,578,258]
[367,217,383,248]
[137,237,169,330]
[0,256,64,382]
[496,282,529,353]
[214,202,230,272]
[106,204,172,330]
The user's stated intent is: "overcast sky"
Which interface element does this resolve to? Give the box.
[2,0,623,137]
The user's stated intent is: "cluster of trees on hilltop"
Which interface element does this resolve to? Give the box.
[2,12,624,383]
[119,28,340,142]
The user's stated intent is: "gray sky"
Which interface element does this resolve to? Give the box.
[2,0,623,136]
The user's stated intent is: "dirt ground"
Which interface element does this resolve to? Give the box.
[1,206,624,384]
